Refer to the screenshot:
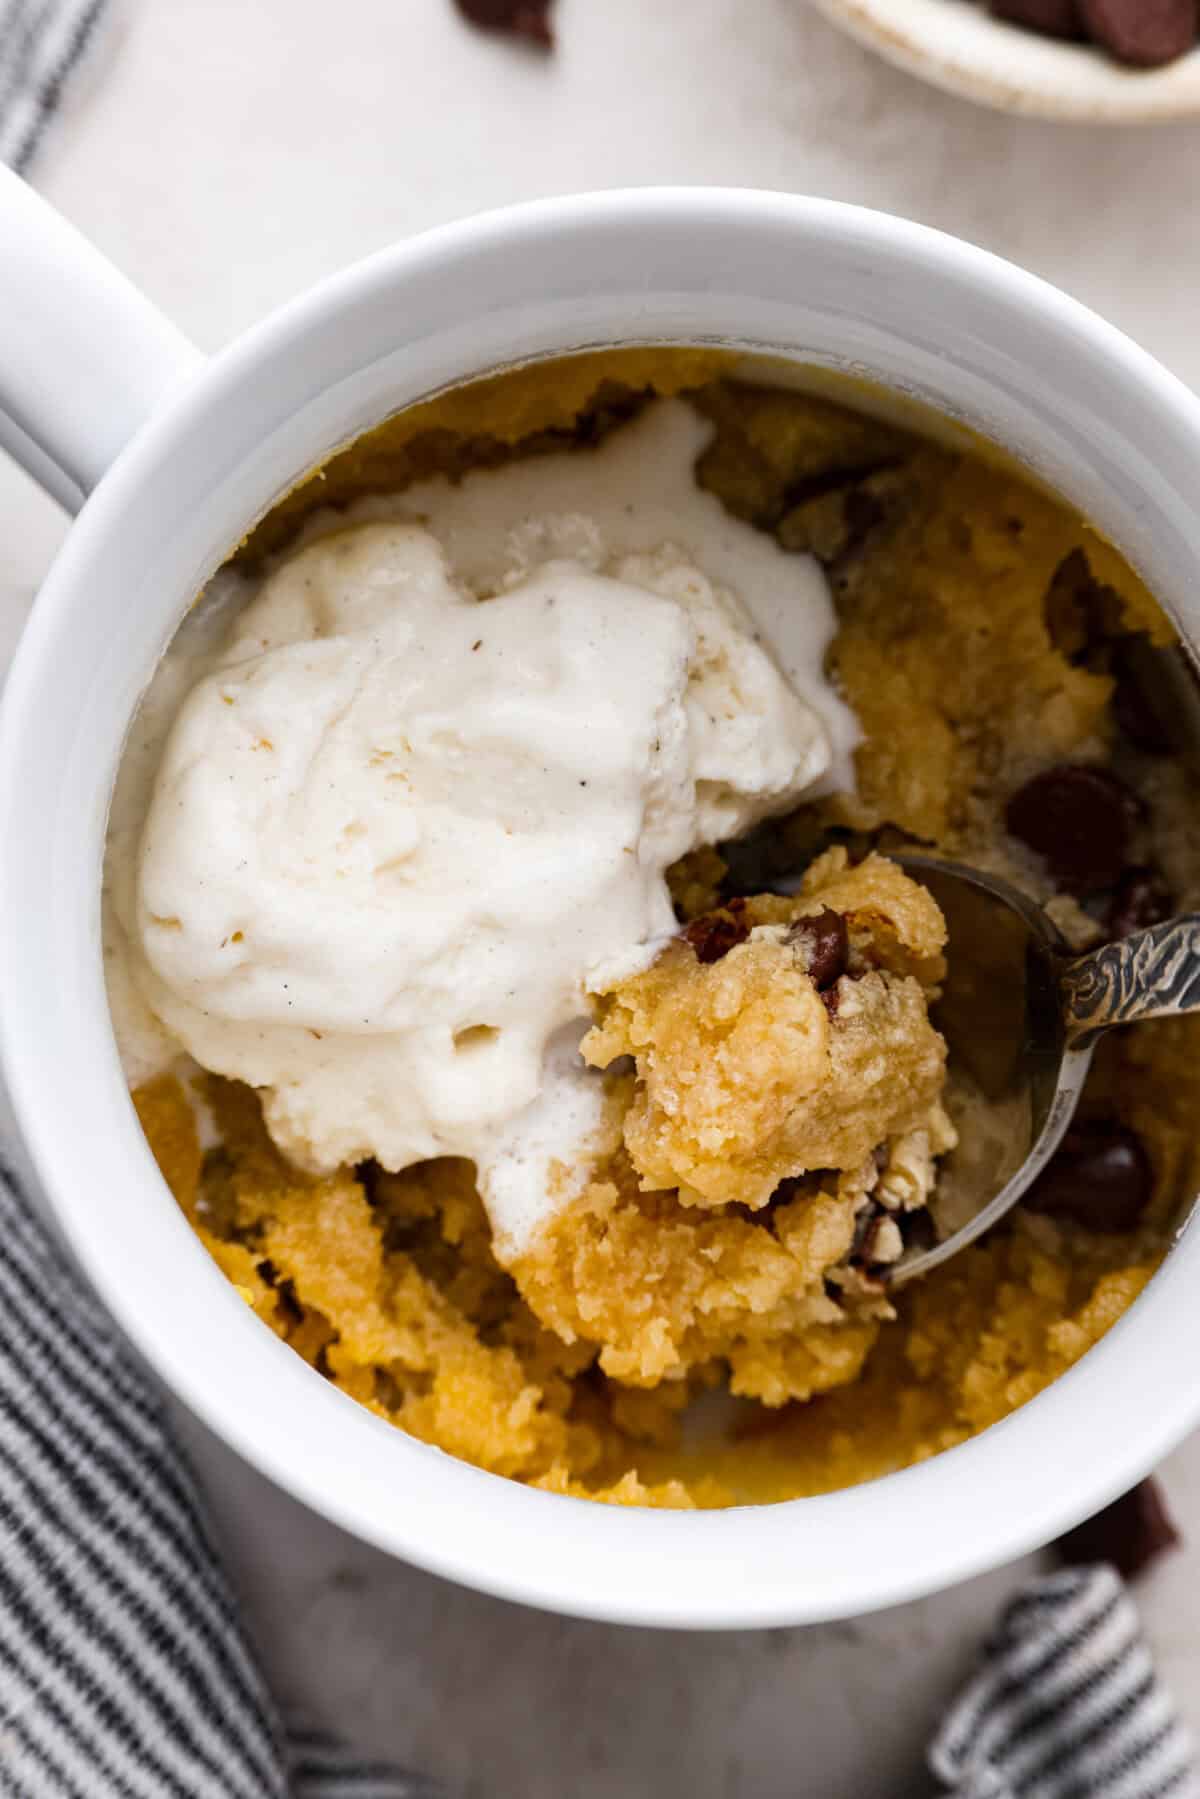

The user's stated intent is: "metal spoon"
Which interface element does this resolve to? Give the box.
[878,854,1200,1284]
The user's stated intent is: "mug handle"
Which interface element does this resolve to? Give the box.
[0,165,202,513]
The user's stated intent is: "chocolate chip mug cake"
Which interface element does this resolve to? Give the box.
[106,348,1200,1507]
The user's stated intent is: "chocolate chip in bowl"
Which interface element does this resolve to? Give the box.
[988,0,1200,65]
[809,0,1200,122]
[1005,764,1142,896]
[991,0,1085,39]
[785,906,850,989]
[682,905,752,965]
[1024,1117,1154,1232]
[1078,0,1199,67]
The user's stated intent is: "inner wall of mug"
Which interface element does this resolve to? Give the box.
[8,192,1200,1627]
[104,196,1200,745]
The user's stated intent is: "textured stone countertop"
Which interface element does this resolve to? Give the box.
[4,2,1200,1792]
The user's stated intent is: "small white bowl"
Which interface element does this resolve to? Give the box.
[811,0,1200,121]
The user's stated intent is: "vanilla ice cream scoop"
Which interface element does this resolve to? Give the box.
[109,400,854,1254]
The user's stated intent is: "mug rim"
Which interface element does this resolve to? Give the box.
[5,185,1200,1628]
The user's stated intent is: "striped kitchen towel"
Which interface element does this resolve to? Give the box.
[0,0,112,173]
[931,1565,1198,1799]
[0,1157,432,1798]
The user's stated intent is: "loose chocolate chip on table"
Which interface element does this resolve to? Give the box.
[1055,1477,1181,1581]
[786,907,849,990]
[683,910,751,965]
[1106,866,1174,941]
[453,0,554,47]
[1024,1117,1152,1233]
[1080,0,1198,66]
[991,0,1084,38]
[1005,764,1141,894]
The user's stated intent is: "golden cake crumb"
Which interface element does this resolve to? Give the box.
[511,1155,885,1398]
[584,853,947,1210]
[132,1073,201,1221]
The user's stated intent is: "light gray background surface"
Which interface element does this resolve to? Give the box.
[3,3,1200,1792]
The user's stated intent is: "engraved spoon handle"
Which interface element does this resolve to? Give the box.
[1060,914,1200,1050]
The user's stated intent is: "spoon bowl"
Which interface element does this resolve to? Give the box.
[881,854,1200,1282]
[889,855,1091,1283]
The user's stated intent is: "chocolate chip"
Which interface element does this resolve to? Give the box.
[786,907,849,990]
[1005,765,1142,895]
[453,0,554,47]
[1055,1477,1181,1581]
[1024,1118,1153,1233]
[683,910,750,965]
[1080,0,1197,65]
[991,0,1085,37]
[1106,866,1174,941]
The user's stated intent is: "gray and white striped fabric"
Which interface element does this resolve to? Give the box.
[0,1160,430,1798]
[0,0,110,173]
[931,1566,1198,1799]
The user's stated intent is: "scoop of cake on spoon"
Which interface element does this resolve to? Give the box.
[873,853,1200,1284]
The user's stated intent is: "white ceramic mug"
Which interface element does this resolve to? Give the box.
[3,168,1200,1629]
